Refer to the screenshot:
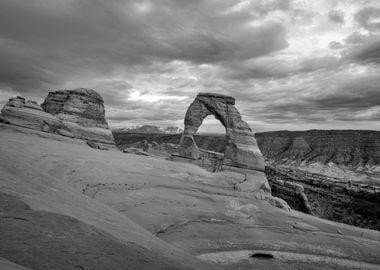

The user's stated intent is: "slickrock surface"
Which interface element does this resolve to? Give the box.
[1,124,380,270]
[111,130,380,230]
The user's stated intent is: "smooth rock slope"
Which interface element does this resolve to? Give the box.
[1,124,379,270]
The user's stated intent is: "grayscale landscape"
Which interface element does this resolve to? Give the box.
[0,1,379,269]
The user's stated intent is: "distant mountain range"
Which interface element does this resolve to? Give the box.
[112,125,183,134]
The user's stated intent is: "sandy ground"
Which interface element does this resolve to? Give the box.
[1,124,379,270]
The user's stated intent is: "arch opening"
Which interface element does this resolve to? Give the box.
[179,93,265,172]
[196,115,226,154]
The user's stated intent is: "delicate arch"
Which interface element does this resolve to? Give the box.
[179,93,265,172]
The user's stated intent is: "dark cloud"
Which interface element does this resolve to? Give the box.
[107,99,187,122]
[329,41,344,50]
[256,74,380,123]
[351,40,380,63]
[354,6,380,32]
[0,0,288,93]
[222,55,341,81]
[328,10,344,24]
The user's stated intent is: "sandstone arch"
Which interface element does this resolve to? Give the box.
[179,93,265,172]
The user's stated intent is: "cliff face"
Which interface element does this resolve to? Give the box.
[265,165,380,230]
[256,130,380,168]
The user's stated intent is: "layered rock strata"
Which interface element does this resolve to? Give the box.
[256,130,380,168]
[0,96,62,132]
[1,89,114,145]
[41,88,114,144]
[42,88,108,128]
[177,93,269,193]
[265,165,380,230]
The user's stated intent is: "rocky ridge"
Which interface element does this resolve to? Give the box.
[0,89,115,145]
[255,130,380,169]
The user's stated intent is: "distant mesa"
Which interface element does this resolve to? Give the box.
[113,125,183,134]
[255,130,380,167]
[0,88,114,145]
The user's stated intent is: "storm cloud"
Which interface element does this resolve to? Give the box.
[0,0,380,131]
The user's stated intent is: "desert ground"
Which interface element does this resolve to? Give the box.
[1,123,380,270]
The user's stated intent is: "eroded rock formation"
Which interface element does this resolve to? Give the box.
[177,93,269,193]
[182,93,264,171]
[42,88,108,128]
[1,89,114,145]
[265,165,380,230]
[41,88,114,144]
[0,97,62,132]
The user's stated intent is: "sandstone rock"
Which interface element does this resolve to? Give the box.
[265,165,380,230]
[42,88,108,128]
[174,93,269,193]
[1,101,63,133]
[181,93,265,171]
[256,130,380,167]
[123,147,150,156]
[55,129,75,138]
[87,141,100,149]
[142,140,152,152]
[6,97,25,108]
[178,135,200,159]
[265,196,291,211]
[41,88,115,144]
[24,100,42,111]
[86,141,109,150]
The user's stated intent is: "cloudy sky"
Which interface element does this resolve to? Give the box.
[1,0,380,132]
